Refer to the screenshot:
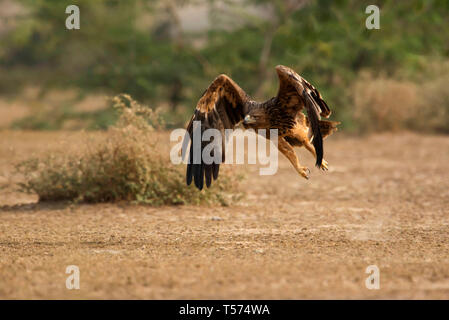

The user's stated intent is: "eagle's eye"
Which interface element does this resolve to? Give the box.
[243,115,257,124]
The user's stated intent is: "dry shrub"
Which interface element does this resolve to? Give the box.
[410,73,449,133]
[352,65,449,134]
[352,72,419,132]
[16,94,243,205]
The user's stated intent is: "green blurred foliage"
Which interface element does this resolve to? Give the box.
[1,0,449,131]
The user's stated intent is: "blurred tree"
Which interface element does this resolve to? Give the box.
[1,0,449,129]
[204,0,449,128]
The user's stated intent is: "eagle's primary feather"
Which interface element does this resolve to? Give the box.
[184,65,339,190]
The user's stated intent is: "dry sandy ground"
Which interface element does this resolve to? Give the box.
[0,130,448,299]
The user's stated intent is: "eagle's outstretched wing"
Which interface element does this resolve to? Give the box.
[275,65,331,167]
[183,74,249,190]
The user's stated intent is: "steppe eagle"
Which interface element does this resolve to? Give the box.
[184,65,339,190]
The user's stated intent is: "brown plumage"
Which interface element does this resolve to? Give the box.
[184,65,340,190]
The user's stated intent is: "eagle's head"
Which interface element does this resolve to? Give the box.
[275,64,300,81]
[243,108,270,129]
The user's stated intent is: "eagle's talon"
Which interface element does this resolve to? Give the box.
[299,167,310,179]
[320,159,329,171]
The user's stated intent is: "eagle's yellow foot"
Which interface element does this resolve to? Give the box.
[298,167,310,180]
[320,159,329,171]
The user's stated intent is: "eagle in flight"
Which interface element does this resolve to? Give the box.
[184,65,339,190]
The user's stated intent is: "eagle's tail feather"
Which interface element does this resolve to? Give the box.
[319,120,340,140]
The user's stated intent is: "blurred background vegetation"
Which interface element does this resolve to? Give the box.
[1,0,448,132]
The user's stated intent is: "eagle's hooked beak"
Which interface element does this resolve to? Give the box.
[243,115,256,124]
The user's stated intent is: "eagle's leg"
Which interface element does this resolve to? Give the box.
[303,140,328,171]
[278,137,310,179]
[289,121,329,171]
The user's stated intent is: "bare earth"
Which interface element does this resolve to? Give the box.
[0,131,448,299]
